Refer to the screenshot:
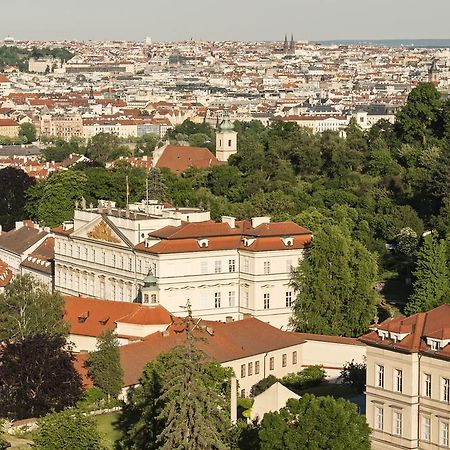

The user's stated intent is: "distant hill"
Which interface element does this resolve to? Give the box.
[0,46,74,71]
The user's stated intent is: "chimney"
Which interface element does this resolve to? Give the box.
[221,216,236,228]
[242,313,253,320]
[251,216,270,228]
[225,316,234,323]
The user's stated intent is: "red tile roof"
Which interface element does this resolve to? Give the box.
[360,304,450,359]
[155,145,224,175]
[64,296,172,338]
[120,317,307,386]
[0,259,12,287]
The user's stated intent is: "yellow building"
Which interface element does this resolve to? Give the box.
[361,305,450,450]
[0,119,19,139]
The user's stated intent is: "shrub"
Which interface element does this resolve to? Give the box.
[340,360,366,394]
[250,375,278,397]
[280,365,326,391]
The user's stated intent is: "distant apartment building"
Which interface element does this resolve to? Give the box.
[273,115,349,134]
[0,75,12,96]
[361,305,450,450]
[53,203,312,328]
[40,114,83,140]
[0,118,19,139]
[28,58,62,73]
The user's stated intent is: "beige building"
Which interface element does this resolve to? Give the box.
[361,305,450,450]
[52,202,312,329]
[40,114,83,140]
[0,119,19,139]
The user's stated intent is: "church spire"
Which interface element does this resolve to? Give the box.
[283,34,288,52]
[290,34,295,53]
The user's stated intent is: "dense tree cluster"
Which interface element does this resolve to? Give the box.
[0,46,73,71]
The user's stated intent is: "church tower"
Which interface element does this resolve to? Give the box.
[289,34,295,54]
[215,109,237,162]
[283,34,289,53]
[428,59,440,85]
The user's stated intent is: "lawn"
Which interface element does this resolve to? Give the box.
[94,412,122,449]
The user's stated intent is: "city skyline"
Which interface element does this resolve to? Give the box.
[2,0,450,42]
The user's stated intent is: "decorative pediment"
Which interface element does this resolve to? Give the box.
[87,220,121,243]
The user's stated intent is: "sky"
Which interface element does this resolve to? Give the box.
[2,0,450,42]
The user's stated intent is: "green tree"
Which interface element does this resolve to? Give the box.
[250,375,278,397]
[340,360,367,394]
[117,341,233,450]
[0,274,68,341]
[33,409,103,450]
[157,334,229,449]
[291,224,377,337]
[405,234,450,314]
[0,335,82,419]
[26,170,87,227]
[18,122,36,143]
[0,167,35,231]
[395,82,442,145]
[258,394,371,450]
[88,329,123,398]
[86,133,128,164]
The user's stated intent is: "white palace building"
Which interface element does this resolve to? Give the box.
[53,201,312,329]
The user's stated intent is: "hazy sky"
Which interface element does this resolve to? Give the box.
[3,0,450,42]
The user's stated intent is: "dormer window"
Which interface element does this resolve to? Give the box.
[430,340,440,351]
[242,237,256,247]
[377,330,389,340]
[78,311,89,323]
[281,236,294,247]
[197,238,209,248]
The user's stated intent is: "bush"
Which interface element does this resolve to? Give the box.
[250,375,278,397]
[340,360,366,394]
[280,365,326,391]
[33,409,103,450]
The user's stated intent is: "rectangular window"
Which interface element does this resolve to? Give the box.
[240,389,245,397]
[424,374,432,397]
[263,261,271,274]
[286,259,293,273]
[248,362,253,376]
[240,364,246,378]
[128,258,133,271]
[228,291,235,307]
[375,406,384,431]
[243,258,249,272]
[269,357,274,371]
[255,361,260,374]
[214,292,221,308]
[394,411,402,436]
[228,259,236,272]
[377,365,384,388]
[215,260,222,273]
[263,293,270,310]
[102,251,106,265]
[443,378,450,403]
[112,254,116,267]
[395,369,403,393]
[201,261,208,274]
[292,351,297,365]
[441,422,449,447]
[282,354,287,367]
[422,416,431,442]
[244,291,249,308]
[285,291,293,307]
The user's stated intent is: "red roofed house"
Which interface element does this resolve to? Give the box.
[153,143,224,175]
[118,316,365,397]
[360,305,450,450]
[53,204,312,328]
[0,75,12,96]
[64,295,173,352]
[0,118,19,139]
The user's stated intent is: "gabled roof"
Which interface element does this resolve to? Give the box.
[0,226,48,255]
[20,237,54,274]
[120,317,307,386]
[155,145,224,175]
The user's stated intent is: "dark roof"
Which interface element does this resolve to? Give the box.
[0,226,48,255]
[20,237,54,274]
[0,145,42,157]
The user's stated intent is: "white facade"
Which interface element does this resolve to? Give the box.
[216,129,237,162]
[54,206,311,329]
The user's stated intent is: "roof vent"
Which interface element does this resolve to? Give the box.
[221,216,236,228]
[206,326,214,336]
[78,311,89,323]
[62,221,74,231]
[242,237,256,247]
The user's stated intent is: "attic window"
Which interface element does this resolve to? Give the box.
[197,238,209,248]
[242,237,256,247]
[281,236,294,247]
[78,311,89,323]
[429,339,441,351]
[377,330,389,340]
